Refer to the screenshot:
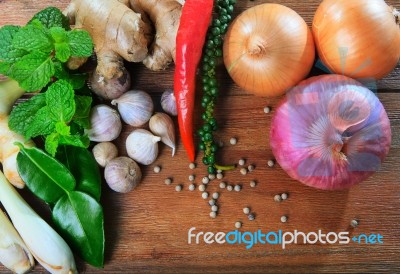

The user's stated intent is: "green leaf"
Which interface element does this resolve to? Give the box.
[68,30,93,57]
[58,134,90,149]
[0,25,27,63]
[9,50,54,91]
[55,121,71,135]
[73,95,92,129]
[50,27,68,43]
[53,62,86,89]
[29,7,70,30]
[9,93,46,136]
[45,132,60,156]
[53,191,104,267]
[12,21,52,53]
[16,144,76,203]
[51,27,71,62]
[25,106,56,138]
[46,80,76,122]
[0,62,12,75]
[56,145,101,201]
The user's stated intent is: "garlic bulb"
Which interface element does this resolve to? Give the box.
[87,105,122,142]
[104,157,142,193]
[111,90,154,126]
[92,142,118,168]
[126,129,161,165]
[149,113,176,156]
[161,90,177,116]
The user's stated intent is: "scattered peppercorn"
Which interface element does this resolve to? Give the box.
[263,106,271,113]
[267,159,275,167]
[175,185,183,192]
[164,178,172,185]
[211,205,218,212]
[210,211,217,219]
[234,185,241,192]
[240,168,247,175]
[212,192,219,199]
[230,137,237,145]
[189,163,196,169]
[188,184,195,191]
[219,182,227,189]
[153,165,161,173]
[351,219,359,228]
[274,194,282,202]
[250,180,257,187]
[281,215,288,223]
[208,173,216,180]
[238,158,245,166]
[209,199,216,206]
[247,164,255,172]
[199,184,206,192]
[216,173,223,179]
[243,207,250,215]
[202,192,209,199]
[235,221,242,229]
[281,193,288,200]
[189,175,195,181]
[202,176,210,184]
[227,185,233,191]
[248,213,255,221]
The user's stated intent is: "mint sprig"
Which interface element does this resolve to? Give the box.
[0,7,93,92]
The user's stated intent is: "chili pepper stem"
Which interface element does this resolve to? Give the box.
[214,163,236,171]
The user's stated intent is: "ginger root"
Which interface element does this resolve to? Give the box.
[64,0,152,99]
[129,0,183,71]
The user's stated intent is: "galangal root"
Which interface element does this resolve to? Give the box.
[63,0,183,100]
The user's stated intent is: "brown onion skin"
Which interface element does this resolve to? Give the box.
[313,0,400,80]
[270,74,391,190]
[223,3,315,97]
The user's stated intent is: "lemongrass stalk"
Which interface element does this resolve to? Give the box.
[0,77,34,188]
[0,171,77,274]
[0,210,34,274]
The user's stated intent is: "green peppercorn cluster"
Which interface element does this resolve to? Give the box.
[198,0,236,174]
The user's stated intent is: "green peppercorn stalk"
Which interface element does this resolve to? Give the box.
[198,0,237,174]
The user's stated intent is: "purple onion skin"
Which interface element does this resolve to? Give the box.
[270,74,391,190]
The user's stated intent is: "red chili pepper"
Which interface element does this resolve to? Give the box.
[174,0,214,162]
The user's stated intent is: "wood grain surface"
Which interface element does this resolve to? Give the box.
[1,0,400,273]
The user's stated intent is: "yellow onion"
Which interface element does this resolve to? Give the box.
[223,3,315,97]
[313,0,400,79]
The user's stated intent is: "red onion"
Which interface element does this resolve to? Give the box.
[270,75,391,190]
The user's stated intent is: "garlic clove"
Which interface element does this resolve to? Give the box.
[111,90,154,127]
[149,112,176,156]
[126,129,161,165]
[92,142,118,168]
[160,89,177,116]
[104,157,142,193]
[87,105,122,142]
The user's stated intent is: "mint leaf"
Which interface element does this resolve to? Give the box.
[53,62,86,89]
[68,30,93,57]
[9,51,54,91]
[50,27,68,43]
[0,25,27,63]
[59,134,90,149]
[29,7,70,30]
[45,132,60,156]
[26,106,56,138]
[73,95,92,129]
[55,121,70,136]
[0,62,12,75]
[46,80,76,122]
[55,42,71,62]
[12,21,52,53]
[9,93,46,135]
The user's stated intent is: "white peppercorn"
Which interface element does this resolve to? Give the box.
[281,193,288,200]
[164,178,172,185]
[263,106,271,113]
[238,158,245,166]
[248,214,255,221]
[250,180,257,187]
[243,207,250,215]
[153,165,161,173]
[351,219,359,228]
[188,184,195,191]
[175,185,182,192]
[202,176,210,184]
[202,192,209,199]
[267,159,275,167]
[210,211,217,218]
[208,199,216,206]
[274,194,282,202]
[189,163,196,169]
[212,192,219,199]
[219,182,227,189]
[234,185,242,192]
[216,173,223,179]
[208,173,216,180]
[235,221,242,229]
[199,184,206,192]
[211,205,218,212]
[247,164,255,172]
[188,175,195,181]
[281,215,288,223]
[230,137,237,145]
[240,168,247,175]
[226,185,233,191]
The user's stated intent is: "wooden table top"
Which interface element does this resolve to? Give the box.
[1,0,399,273]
